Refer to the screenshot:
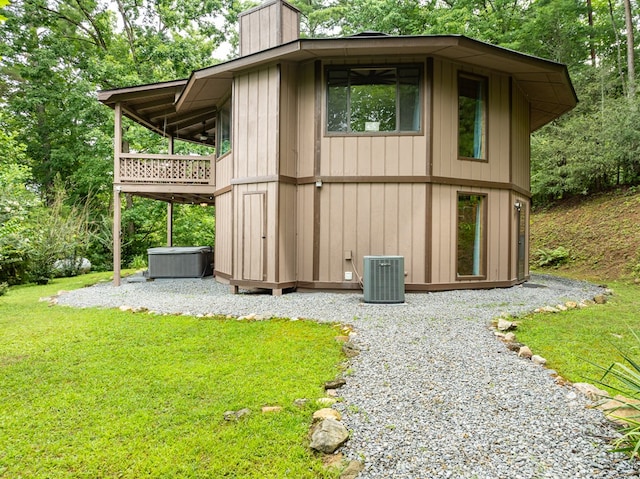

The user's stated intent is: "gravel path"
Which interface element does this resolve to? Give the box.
[58,274,640,478]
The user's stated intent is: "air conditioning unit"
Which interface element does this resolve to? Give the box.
[363,256,405,304]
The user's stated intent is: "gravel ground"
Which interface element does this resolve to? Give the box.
[58,274,640,478]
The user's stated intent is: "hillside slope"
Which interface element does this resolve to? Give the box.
[530,188,640,282]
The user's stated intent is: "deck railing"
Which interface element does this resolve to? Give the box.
[118,153,214,185]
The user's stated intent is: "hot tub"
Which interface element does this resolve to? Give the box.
[147,246,213,279]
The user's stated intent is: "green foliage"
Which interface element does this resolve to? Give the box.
[128,254,147,269]
[534,246,570,268]
[0,282,8,296]
[26,183,90,284]
[589,333,640,457]
[0,274,343,478]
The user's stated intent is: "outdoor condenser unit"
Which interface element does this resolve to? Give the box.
[363,256,405,304]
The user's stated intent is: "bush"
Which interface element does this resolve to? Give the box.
[592,334,640,458]
[534,246,570,268]
[0,282,8,296]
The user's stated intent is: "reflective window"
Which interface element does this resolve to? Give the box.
[458,74,487,160]
[457,194,486,277]
[217,97,231,158]
[327,66,421,133]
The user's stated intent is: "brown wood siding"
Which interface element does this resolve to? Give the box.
[239,3,279,56]
[296,184,315,281]
[316,183,427,284]
[432,58,511,184]
[321,136,428,176]
[235,66,280,179]
[216,154,233,189]
[430,184,510,284]
[511,84,531,191]
[279,63,298,177]
[281,3,299,44]
[233,182,279,282]
[279,182,297,282]
[297,62,316,178]
[215,192,233,275]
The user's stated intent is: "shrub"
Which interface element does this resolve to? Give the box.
[592,335,640,458]
[129,254,147,270]
[534,246,570,268]
[0,282,8,296]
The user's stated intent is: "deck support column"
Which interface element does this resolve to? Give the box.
[113,102,123,286]
[113,187,122,286]
[167,202,173,247]
[166,135,174,247]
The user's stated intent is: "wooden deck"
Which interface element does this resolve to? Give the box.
[114,153,216,205]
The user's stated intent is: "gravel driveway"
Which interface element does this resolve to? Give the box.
[58,274,640,478]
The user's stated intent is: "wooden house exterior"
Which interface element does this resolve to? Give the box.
[98,0,577,294]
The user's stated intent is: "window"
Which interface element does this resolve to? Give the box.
[217,97,231,158]
[457,194,486,277]
[327,66,421,133]
[458,74,487,160]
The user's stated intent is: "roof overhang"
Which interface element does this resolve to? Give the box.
[98,34,577,137]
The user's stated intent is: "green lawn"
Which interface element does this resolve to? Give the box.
[515,280,640,395]
[0,273,344,478]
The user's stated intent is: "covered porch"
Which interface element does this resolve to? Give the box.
[99,80,221,286]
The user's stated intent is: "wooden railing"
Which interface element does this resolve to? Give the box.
[117,153,215,185]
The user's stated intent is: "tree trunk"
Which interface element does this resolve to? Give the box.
[624,0,636,101]
[587,0,596,66]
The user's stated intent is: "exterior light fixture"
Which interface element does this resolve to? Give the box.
[514,200,522,211]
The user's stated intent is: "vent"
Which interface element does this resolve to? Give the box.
[363,256,405,304]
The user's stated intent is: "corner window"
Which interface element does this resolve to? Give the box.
[458,74,487,160]
[217,97,231,158]
[457,193,486,277]
[327,66,421,133]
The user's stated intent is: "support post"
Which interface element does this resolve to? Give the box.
[167,202,173,247]
[113,187,122,286]
[113,102,123,286]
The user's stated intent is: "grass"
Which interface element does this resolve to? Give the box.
[0,273,344,478]
[515,281,640,396]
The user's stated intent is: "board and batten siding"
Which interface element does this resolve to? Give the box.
[511,84,531,191]
[431,58,511,184]
[239,1,299,57]
[316,183,427,285]
[430,185,511,284]
[214,192,233,276]
[232,65,280,283]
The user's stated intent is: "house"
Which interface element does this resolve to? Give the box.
[98,0,577,295]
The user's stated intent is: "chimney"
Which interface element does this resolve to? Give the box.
[238,0,301,57]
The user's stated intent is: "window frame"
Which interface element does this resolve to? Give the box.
[457,72,488,162]
[216,94,232,160]
[455,192,488,280]
[325,64,424,137]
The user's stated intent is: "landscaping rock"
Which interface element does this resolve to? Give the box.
[261,406,282,413]
[313,408,342,422]
[236,408,251,419]
[325,378,346,390]
[597,395,640,426]
[322,452,344,469]
[565,301,578,309]
[594,294,607,304]
[573,382,609,401]
[518,346,533,359]
[340,460,364,479]
[497,318,516,331]
[310,418,349,454]
[504,332,516,342]
[531,355,547,366]
[294,398,309,407]
[326,389,338,397]
[505,341,524,352]
[342,341,360,358]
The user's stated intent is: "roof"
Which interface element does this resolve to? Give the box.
[98,34,577,140]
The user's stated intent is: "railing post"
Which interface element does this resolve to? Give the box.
[114,102,122,182]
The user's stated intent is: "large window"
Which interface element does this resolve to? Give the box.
[327,66,421,133]
[217,97,231,158]
[458,74,487,160]
[457,193,486,278]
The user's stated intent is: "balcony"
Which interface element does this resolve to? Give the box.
[117,153,215,185]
